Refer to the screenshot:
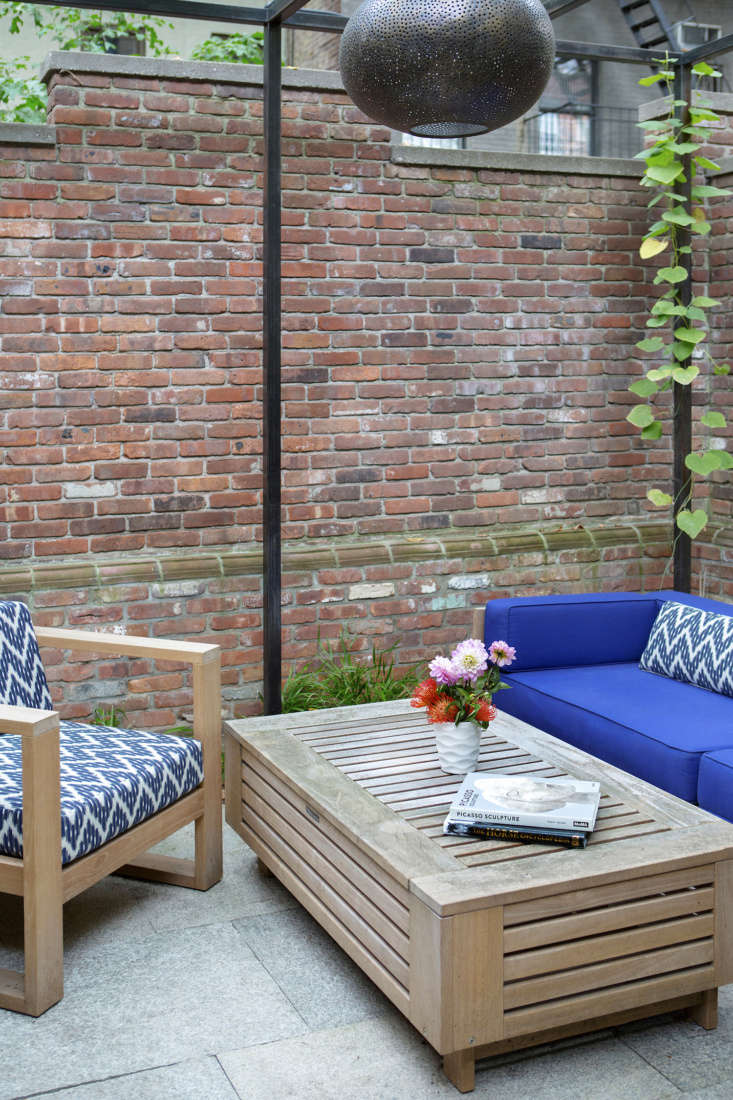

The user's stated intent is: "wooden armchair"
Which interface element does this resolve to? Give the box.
[0,608,223,1017]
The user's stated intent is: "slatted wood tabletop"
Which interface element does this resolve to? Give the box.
[225,700,733,1094]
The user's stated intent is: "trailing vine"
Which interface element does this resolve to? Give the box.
[631,57,731,541]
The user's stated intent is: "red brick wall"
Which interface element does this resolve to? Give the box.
[0,56,728,722]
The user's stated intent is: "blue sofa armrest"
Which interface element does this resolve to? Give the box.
[480,590,732,671]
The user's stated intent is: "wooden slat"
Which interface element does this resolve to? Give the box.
[240,821,410,1015]
[0,854,24,896]
[504,939,714,1009]
[505,913,715,981]
[62,788,204,902]
[505,865,714,925]
[243,808,409,990]
[503,965,716,1037]
[715,858,733,985]
[36,626,218,665]
[241,756,413,918]
[242,778,410,953]
[115,853,196,888]
[504,886,715,953]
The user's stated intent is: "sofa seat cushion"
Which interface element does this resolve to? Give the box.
[697,750,733,822]
[0,721,204,864]
[500,663,733,802]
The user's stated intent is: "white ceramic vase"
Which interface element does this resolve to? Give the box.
[434,720,482,774]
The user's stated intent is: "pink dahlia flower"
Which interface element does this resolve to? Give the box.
[428,655,459,686]
[450,638,489,682]
[489,640,516,668]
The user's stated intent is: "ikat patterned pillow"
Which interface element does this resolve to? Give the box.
[640,600,733,697]
[0,601,53,711]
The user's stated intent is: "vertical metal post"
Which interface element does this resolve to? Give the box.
[673,63,693,594]
[262,19,283,713]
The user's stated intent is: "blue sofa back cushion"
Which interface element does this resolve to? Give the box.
[640,600,733,698]
[483,590,725,672]
[499,662,733,801]
[0,601,53,711]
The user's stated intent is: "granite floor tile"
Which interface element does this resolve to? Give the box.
[220,1012,679,1100]
[23,1056,240,1100]
[233,903,391,1029]
[0,921,306,1100]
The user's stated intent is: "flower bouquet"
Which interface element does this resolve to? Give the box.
[411,638,516,773]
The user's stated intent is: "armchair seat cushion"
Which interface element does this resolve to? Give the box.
[0,721,204,864]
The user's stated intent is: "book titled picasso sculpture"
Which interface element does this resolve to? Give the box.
[443,772,601,848]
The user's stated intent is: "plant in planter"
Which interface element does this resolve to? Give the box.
[630,57,731,541]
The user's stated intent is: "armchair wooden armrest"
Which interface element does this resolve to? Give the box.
[0,703,59,738]
[36,625,223,893]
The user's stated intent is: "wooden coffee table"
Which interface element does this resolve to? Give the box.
[224,701,733,1092]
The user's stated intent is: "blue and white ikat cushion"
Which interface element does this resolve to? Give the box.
[640,600,733,698]
[0,601,53,711]
[0,722,204,865]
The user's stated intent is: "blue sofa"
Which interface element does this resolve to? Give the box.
[481,590,733,822]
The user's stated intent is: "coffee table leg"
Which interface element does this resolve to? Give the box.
[443,1049,475,1093]
[688,988,718,1030]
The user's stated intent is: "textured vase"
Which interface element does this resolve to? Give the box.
[435,720,482,774]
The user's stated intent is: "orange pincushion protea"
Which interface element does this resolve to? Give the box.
[475,699,497,724]
[427,695,459,724]
[410,677,440,709]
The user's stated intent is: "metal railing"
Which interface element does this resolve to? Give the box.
[521,105,642,159]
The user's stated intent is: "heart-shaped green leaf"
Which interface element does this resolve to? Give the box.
[629,378,659,398]
[692,61,721,77]
[672,342,693,362]
[641,420,663,440]
[685,452,719,476]
[675,327,705,344]
[692,296,720,308]
[694,157,720,172]
[648,489,673,508]
[672,365,699,384]
[701,411,726,429]
[646,318,668,328]
[655,266,687,285]
[692,184,732,199]
[627,405,655,429]
[676,509,708,539]
[714,363,731,376]
[646,164,684,185]
[662,208,695,227]
[647,366,674,382]
[714,450,733,470]
[639,237,669,259]
[636,337,665,353]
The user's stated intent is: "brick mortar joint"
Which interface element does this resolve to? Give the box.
[0,521,674,594]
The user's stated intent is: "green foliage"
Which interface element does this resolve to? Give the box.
[91,703,127,727]
[0,56,46,123]
[0,3,173,54]
[280,632,419,713]
[191,31,264,65]
[632,56,731,539]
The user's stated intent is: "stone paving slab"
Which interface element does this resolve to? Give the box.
[2,815,733,1099]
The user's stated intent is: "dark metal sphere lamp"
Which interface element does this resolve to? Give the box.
[339,0,556,139]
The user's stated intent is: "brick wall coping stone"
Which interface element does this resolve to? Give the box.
[390,145,640,177]
[0,521,672,596]
[40,50,344,91]
[0,123,56,145]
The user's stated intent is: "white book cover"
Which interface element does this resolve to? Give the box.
[445,772,601,832]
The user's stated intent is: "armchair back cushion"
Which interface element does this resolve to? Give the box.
[0,602,52,710]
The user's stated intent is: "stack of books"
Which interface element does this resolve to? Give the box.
[443,772,601,849]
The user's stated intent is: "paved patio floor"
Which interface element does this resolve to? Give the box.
[1,813,731,1100]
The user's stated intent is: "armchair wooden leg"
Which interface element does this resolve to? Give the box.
[22,722,64,1016]
[193,655,223,890]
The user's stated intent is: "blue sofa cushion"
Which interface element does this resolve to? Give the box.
[0,721,204,864]
[640,600,733,698]
[0,602,53,711]
[499,662,733,802]
[698,750,733,822]
[483,591,731,672]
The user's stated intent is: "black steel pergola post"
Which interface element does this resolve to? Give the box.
[673,61,693,593]
[262,15,284,714]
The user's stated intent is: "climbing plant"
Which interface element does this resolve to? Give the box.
[631,57,732,541]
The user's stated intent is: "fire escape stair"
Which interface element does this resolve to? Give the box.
[616,0,678,51]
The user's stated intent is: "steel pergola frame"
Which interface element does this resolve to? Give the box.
[18,0,733,709]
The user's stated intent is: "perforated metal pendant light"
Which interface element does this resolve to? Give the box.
[339,0,555,139]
